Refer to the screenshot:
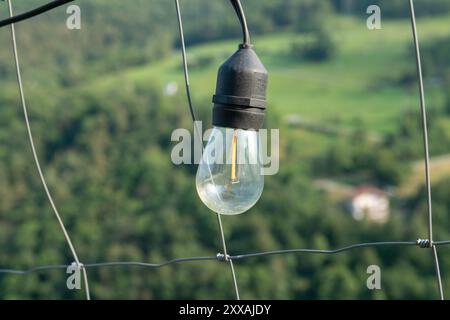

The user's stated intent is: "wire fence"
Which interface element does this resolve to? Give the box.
[0,0,448,300]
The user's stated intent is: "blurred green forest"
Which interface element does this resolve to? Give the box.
[0,0,450,299]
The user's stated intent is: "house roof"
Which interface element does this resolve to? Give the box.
[351,186,388,198]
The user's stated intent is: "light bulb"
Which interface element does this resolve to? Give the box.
[196,126,264,215]
[195,43,268,215]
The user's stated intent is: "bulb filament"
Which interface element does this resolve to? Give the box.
[231,131,239,183]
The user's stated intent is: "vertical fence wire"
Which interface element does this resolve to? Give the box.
[6,0,90,301]
[215,213,240,300]
[174,0,240,300]
[408,0,444,300]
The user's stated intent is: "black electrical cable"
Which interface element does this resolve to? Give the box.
[230,0,250,46]
[0,0,75,28]
[2,0,250,42]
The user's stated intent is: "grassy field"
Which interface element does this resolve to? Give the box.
[79,14,450,159]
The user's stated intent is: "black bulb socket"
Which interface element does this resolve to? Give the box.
[212,44,268,130]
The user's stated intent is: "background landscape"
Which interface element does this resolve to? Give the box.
[0,0,450,299]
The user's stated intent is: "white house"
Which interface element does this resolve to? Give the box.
[163,81,178,96]
[348,186,390,223]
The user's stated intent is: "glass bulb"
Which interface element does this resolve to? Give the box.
[196,127,264,215]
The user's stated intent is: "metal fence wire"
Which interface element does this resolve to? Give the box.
[0,0,448,300]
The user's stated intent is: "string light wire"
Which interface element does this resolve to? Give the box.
[0,0,75,28]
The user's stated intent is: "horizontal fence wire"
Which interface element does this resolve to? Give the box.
[1,240,450,275]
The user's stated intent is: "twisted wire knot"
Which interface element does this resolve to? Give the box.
[416,239,432,248]
[216,253,231,262]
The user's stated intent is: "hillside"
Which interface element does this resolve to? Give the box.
[76,14,450,157]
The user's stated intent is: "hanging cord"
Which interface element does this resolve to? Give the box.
[174,0,240,300]
[7,0,90,301]
[0,0,74,28]
[408,0,444,300]
[174,0,201,142]
[230,0,250,46]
